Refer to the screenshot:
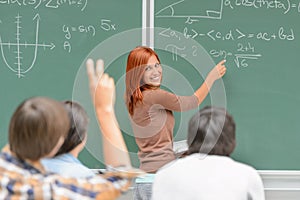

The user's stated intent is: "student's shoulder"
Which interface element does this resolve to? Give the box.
[234,160,256,170]
[156,155,192,176]
[232,159,261,176]
[50,173,131,199]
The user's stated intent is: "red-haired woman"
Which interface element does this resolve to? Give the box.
[125,46,226,173]
[125,46,226,199]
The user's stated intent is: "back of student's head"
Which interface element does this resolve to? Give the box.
[55,101,89,156]
[187,106,236,156]
[9,97,69,161]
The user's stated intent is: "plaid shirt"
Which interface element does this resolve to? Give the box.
[0,147,131,199]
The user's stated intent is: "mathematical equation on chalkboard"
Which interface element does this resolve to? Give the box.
[158,26,294,68]
[62,19,117,53]
[155,0,299,69]
[160,26,295,41]
[0,0,88,11]
[0,2,118,77]
[156,0,300,22]
[224,0,300,15]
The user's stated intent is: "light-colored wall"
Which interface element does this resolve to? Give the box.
[259,170,300,200]
[115,170,300,200]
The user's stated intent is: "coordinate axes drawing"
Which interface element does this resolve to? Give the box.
[0,14,55,78]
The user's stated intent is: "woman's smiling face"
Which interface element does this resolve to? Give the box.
[142,55,162,87]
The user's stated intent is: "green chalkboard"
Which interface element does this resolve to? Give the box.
[154,0,300,170]
[0,0,142,168]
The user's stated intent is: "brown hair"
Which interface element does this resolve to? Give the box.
[9,97,69,161]
[187,106,236,156]
[125,46,160,115]
[55,101,89,156]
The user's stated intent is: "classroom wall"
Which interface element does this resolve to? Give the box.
[1,0,299,172]
[153,0,300,170]
[0,0,142,168]
[1,0,299,198]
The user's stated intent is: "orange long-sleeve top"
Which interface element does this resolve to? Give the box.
[131,88,199,173]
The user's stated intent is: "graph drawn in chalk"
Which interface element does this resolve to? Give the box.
[0,14,55,78]
[155,0,224,21]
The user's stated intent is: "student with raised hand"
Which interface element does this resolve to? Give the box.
[0,59,143,199]
[152,106,265,200]
[41,100,95,178]
[86,59,132,169]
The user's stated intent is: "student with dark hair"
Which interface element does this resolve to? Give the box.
[41,100,95,178]
[152,106,265,200]
[8,97,68,162]
[0,59,143,199]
